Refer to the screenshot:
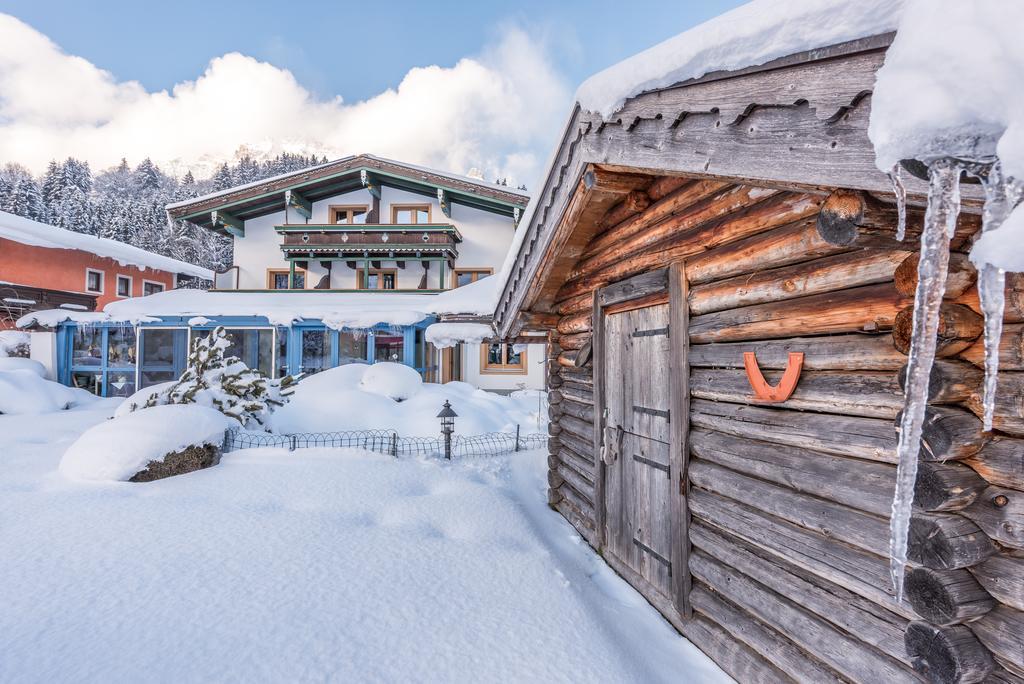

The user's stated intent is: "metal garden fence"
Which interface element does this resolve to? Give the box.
[223,426,547,459]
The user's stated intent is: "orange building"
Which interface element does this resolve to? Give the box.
[0,211,212,328]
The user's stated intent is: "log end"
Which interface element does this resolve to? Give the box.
[908,513,995,570]
[815,189,865,246]
[905,621,995,684]
[904,567,995,626]
[893,304,985,356]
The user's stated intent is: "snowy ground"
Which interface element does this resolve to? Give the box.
[0,403,729,683]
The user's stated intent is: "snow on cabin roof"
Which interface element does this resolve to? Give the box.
[576,0,905,119]
[0,211,214,280]
[17,273,501,330]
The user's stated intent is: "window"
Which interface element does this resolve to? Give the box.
[481,343,527,374]
[267,269,306,290]
[357,269,397,290]
[142,280,165,296]
[374,334,404,363]
[300,329,331,375]
[329,205,368,225]
[452,268,493,289]
[139,328,187,388]
[70,325,137,398]
[116,275,132,298]
[391,204,430,224]
[338,332,368,365]
[194,328,274,377]
[85,269,104,294]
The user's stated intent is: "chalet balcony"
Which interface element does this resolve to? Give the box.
[276,223,461,261]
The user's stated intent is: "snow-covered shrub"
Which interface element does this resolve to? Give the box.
[0,356,46,377]
[60,404,234,481]
[138,327,297,429]
[0,331,29,358]
[0,369,94,414]
[358,362,422,401]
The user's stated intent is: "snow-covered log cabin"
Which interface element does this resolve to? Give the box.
[494,4,1024,683]
[18,155,545,397]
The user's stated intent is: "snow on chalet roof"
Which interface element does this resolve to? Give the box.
[18,273,500,330]
[165,153,529,212]
[576,0,905,119]
[0,211,214,280]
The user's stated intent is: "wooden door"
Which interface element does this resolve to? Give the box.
[593,263,690,618]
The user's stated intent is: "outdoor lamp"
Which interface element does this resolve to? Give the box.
[437,400,457,460]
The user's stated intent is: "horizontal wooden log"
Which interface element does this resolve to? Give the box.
[905,620,995,684]
[554,495,597,543]
[691,523,911,664]
[960,325,1024,370]
[557,192,821,302]
[689,585,845,683]
[556,331,589,351]
[971,606,1024,679]
[557,414,593,446]
[956,274,1024,324]
[916,462,990,512]
[893,303,985,356]
[556,312,591,336]
[689,459,890,556]
[962,373,1024,438]
[963,486,1024,550]
[690,550,917,683]
[556,430,594,464]
[896,252,977,299]
[985,668,1024,684]
[559,366,593,385]
[909,513,996,570]
[557,397,593,424]
[559,383,593,406]
[897,406,991,462]
[904,567,996,626]
[688,248,910,315]
[643,175,690,202]
[557,350,578,367]
[689,283,912,343]
[899,359,985,405]
[597,190,651,231]
[689,428,895,516]
[691,398,897,462]
[689,488,914,618]
[689,333,908,371]
[678,611,792,684]
[968,555,1024,612]
[690,368,903,419]
[816,188,979,249]
[554,460,594,502]
[547,486,562,506]
[575,184,780,277]
[582,179,731,260]
[686,216,847,287]
[557,446,594,481]
[546,372,563,388]
[964,437,1024,490]
[595,268,668,308]
[546,421,561,436]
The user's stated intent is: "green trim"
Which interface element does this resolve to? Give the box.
[274,223,463,240]
[282,253,453,260]
[211,210,244,237]
[285,189,312,219]
[360,169,382,199]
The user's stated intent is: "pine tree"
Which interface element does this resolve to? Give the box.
[10,179,46,220]
[140,327,296,429]
[134,158,161,192]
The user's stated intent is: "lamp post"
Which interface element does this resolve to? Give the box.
[437,400,457,460]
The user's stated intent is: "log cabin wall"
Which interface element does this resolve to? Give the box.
[544,176,1024,684]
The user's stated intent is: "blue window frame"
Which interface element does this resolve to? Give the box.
[66,325,137,398]
[138,328,188,389]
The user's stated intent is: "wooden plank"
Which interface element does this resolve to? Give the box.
[669,260,691,617]
[969,555,1024,612]
[596,269,669,308]
[591,287,606,549]
[678,612,796,684]
[690,550,918,683]
[972,605,1024,679]
[691,523,912,665]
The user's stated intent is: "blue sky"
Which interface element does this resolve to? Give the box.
[0,0,746,185]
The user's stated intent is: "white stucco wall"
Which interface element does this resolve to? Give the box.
[461,342,547,391]
[230,186,517,291]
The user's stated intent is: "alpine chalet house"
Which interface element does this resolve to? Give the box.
[494,8,1024,684]
[19,155,543,395]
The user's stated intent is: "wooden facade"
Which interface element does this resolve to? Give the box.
[498,34,1023,684]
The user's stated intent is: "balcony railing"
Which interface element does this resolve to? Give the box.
[277,223,460,260]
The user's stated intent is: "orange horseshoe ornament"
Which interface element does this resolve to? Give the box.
[743,351,805,403]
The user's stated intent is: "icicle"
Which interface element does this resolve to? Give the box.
[972,161,1024,431]
[888,164,908,241]
[889,157,963,601]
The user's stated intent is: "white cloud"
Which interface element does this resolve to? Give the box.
[0,14,570,187]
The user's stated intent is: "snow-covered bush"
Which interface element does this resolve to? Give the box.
[137,327,297,429]
[358,362,422,401]
[0,356,46,377]
[60,404,234,482]
[0,369,94,414]
[0,330,29,358]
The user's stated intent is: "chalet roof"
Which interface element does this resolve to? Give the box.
[166,154,530,233]
[0,211,214,280]
[492,16,986,338]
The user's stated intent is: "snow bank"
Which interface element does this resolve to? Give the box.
[59,404,234,481]
[358,362,422,401]
[0,370,94,414]
[0,357,45,377]
[972,207,1024,272]
[869,1,1024,175]
[577,0,904,119]
[425,322,493,349]
[0,211,213,279]
[270,365,545,436]
[0,330,29,356]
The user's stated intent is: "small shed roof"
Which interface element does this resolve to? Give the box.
[0,211,214,280]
